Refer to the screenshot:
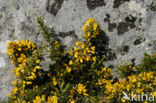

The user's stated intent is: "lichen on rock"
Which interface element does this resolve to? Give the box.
[0,0,155,101]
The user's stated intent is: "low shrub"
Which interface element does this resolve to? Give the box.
[5,17,156,103]
[136,53,156,73]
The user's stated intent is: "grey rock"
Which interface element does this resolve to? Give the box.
[0,0,155,101]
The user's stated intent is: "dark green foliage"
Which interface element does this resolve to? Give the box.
[117,62,135,78]
[136,53,156,73]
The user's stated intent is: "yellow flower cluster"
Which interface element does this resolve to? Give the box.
[77,83,88,96]
[11,87,18,95]
[68,42,96,66]
[33,95,46,103]
[6,40,35,65]
[66,18,98,73]
[6,40,43,102]
[104,71,156,102]
[7,40,41,85]
[55,41,60,48]
[97,68,112,85]
[47,96,58,103]
[6,17,155,103]
[82,17,99,39]
[52,77,57,86]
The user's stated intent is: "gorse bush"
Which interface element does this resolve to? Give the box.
[104,71,156,102]
[5,17,156,103]
[117,62,135,78]
[136,53,156,73]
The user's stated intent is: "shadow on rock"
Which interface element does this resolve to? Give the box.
[91,29,117,61]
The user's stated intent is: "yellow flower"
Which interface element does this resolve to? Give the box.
[81,43,85,49]
[69,60,73,65]
[12,81,18,86]
[22,100,26,103]
[12,87,18,94]
[33,68,37,72]
[71,100,75,103]
[75,41,81,46]
[87,32,91,37]
[27,76,35,80]
[74,52,78,58]
[92,56,96,62]
[126,84,131,91]
[137,82,141,88]
[33,96,42,103]
[69,51,73,56]
[21,40,25,45]
[154,92,156,97]
[93,22,98,31]
[8,94,11,97]
[91,46,95,50]
[77,83,88,96]
[88,17,95,23]
[131,78,137,83]
[82,26,87,32]
[15,72,21,78]
[21,69,25,74]
[6,41,10,45]
[41,95,46,101]
[55,41,60,48]
[35,66,40,69]
[66,66,71,73]
[16,67,22,71]
[36,59,40,64]
[26,81,32,85]
[121,99,126,103]
[80,58,83,63]
[74,47,78,51]
[47,96,58,103]
[53,77,57,86]
[102,67,106,72]
[16,40,20,44]
[70,89,74,95]
[86,56,90,61]
[18,48,22,51]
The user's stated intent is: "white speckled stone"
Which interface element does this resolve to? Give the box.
[0,41,8,54]
[0,0,155,101]
[0,57,5,68]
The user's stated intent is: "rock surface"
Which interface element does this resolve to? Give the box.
[0,0,156,101]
